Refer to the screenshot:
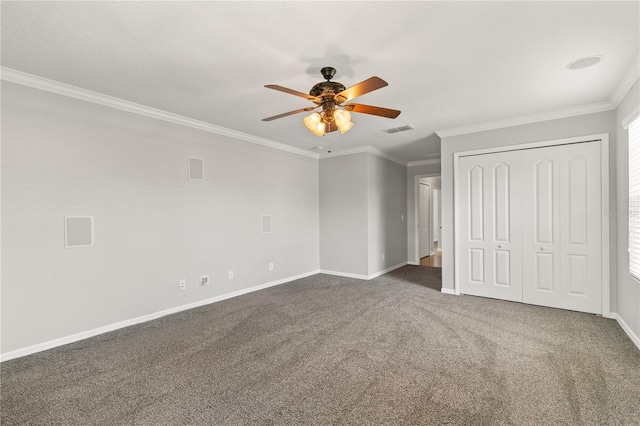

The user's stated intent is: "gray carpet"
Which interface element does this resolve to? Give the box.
[2,265,639,425]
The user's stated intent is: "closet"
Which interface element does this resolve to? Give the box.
[458,140,602,314]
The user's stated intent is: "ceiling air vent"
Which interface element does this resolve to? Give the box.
[382,125,415,134]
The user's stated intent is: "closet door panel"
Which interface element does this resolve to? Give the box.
[522,148,562,309]
[558,141,601,314]
[459,151,522,302]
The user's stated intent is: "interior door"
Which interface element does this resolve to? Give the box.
[432,188,440,252]
[521,141,602,313]
[419,183,431,258]
[459,151,523,302]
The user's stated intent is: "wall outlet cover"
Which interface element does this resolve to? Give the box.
[200,275,209,286]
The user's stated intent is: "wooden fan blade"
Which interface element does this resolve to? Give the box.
[264,85,320,103]
[334,77,388,103]
[344,103,401,119]
[262,106,318,122]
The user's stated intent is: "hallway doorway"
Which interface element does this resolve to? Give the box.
[417,176,442,268]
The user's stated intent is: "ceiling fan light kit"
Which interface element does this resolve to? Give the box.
[263,67,400,137]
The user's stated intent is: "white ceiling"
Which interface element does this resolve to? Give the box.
[2,1,638,162]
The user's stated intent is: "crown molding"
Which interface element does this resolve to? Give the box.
[610,55,639,109]
[621,107,640,130]
[320,145,407,166]
[407,158,441,167]
[0,67,319,160]
[435,101,614,139]
[435,56,640,140]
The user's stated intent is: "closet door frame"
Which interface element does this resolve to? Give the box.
[453,133,610,317]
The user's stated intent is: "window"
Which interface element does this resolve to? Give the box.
[628,115,640,280]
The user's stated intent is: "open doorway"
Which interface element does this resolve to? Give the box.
[417,176,441,268]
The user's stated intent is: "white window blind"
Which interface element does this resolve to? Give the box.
[628,115,640,280]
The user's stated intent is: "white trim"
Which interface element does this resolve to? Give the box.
[0,67,319,160]
[441,288,457,295]
[368,262,408,279]
[600,135,611,317]
[455,133,607,158]
[0,269,320,362]
[407,158,441,167]
[622,106,640,130]
[321,145,407,166]
[320,262,407,281]
[610,55,640,109]
[64,216,94,248]
[319,269,369,280]
[407,261,420,266]
[453,153,462,296]
[436,102,613,139]
[453,133,610,316]
[610,313,640,351]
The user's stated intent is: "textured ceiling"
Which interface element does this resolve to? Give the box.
[2,1,639,162]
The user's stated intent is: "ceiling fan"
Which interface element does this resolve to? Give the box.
[262,67,401,136]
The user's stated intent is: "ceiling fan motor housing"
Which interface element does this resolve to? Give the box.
[309,81,346,99]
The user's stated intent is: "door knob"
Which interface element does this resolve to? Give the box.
[540,247,545,251]
[498,245,503,248]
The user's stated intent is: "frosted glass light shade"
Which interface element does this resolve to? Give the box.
[333,110,351,127]
[304,113,325,136]
[311,121,325,136]
[338,121,354,134]
[304,112,321,130]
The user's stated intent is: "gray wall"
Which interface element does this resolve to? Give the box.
[440,110,617,302]
[614,79,640,338]
[1,81,320,354]
[319,153,369,276]
[367,154,407,275]
[320,153,407,276]
[407,163,441,263]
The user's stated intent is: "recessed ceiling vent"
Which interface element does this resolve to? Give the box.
[382,125,415,134]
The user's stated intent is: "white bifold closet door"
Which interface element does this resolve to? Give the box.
[459,141,602,314]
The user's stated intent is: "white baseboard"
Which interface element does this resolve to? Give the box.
[320,262,408,281]
[610,312,640,351]
[319,269,369,280]
[0,270,321,363]
[441,288,457,295]
[407,261,420,266]
[368,262,408,279]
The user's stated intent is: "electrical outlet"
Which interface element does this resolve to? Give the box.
[401,214,405,221]
[179,279,186,290]
[382,253,385,261]
[200,275,209,286]
[228,270,234,280]
[269,262,274,271]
